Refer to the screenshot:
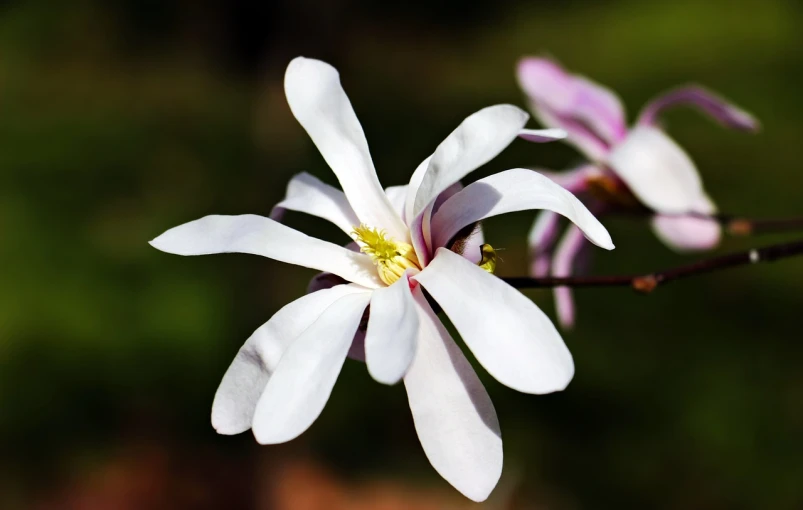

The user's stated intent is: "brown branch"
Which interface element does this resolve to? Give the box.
[502,238,803,294]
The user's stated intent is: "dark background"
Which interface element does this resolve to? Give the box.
[2,1,802,508]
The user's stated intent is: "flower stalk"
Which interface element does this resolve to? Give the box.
[503,238,803,293]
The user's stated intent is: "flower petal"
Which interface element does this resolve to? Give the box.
[404,156,432,225]
[529,210,560,277]
[430,168,614,251]
[270,172,359,235]
[638,85,759,132]
[211,284,367,435]
[551,226,587,329]
[150,214,381,288]
[517,57,627,157]
[284,57,406,239]
[607,126,704,214]
[651,193,721,251]
[415,248,574,394]
[251,291,372,444]
[365,273,419,385]
[410,105,529,219]
[518,128,568,142]
[384,185,409,220]
[405,287,502,502]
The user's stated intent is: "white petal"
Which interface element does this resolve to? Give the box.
[284,57,406,239]
[405,287,502,502]
[414,249,574,394]
[384,185,409,221]
[607,125,704,214]
[271,172,359,235]
[252,291,372,444]
[651,193,721,251]
[518,128,567,142]
[430,169,614,251]
[410,105,529,219]
[211,284,368,435]
[365,273,419,385]
[150,214,381,288]
[404,156,432,224]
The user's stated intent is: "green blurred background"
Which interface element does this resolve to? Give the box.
[1,1,802,508]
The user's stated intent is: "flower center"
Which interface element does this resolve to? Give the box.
[352,225,421,285]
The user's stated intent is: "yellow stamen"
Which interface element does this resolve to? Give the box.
[478,244,497,274]
[352,224,421,285]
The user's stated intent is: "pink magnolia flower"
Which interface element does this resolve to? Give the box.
[150,57,614,501]
[517,57,759,328]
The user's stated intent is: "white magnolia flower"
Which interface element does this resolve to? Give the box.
[150,57,614,502]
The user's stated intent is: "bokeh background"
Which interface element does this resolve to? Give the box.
[2,0,802,508]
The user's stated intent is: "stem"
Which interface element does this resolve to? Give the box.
[502,238,803,294]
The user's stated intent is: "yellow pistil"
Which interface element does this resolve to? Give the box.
[478,244,497,274]
[352,224,421,285]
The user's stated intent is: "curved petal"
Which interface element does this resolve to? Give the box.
[430,169,614,251]
[518,128,568,142]
[529,210,560,277]
[284,57,406,239]
[651,194,721,251]
[551,226,587,329]
[270,172,359,235]
[365,273,419,385]
[607,126,704,214]
[637,85,759,132]
[405,287,502,502]
[404,156,432,225]
[150,214,381,288]
[517,57,627,157]
[414,249,574,394]
[251,291,372,444]
[528,105,611,161]
[211,284,368,435]
[384,185,409,220]
[410,104,529,220]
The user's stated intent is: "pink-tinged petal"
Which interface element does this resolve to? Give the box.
[150,214,382,288]
[517,57,628,157]
[284,57,406,239]
[551,226,587,329]
[410,105,529,220]
[211,284,367,435]
[651,194,721,251]
[638,85,760,132]
[415,249,574,394]
[530,106,611,161]
[365,273,419,385]
[405,287,502,502]
[409,204,433,266]
[607,126,704,214]
[252,291,372,444]
[529,210,560,277]
[271,172,359,235]
[460,224,485,264]
[384,185,409,221]
[518,128,567,142]
[430,169,613,252]
[531,164,596,194]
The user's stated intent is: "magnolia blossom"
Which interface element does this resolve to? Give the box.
[517,57,759,328]
[150,57,614,502]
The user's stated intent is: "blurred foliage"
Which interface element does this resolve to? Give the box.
[1,0,802,509]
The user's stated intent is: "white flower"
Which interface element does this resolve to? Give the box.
[150,57,614,502]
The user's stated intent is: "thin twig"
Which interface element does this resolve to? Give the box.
[502,238,803,294]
